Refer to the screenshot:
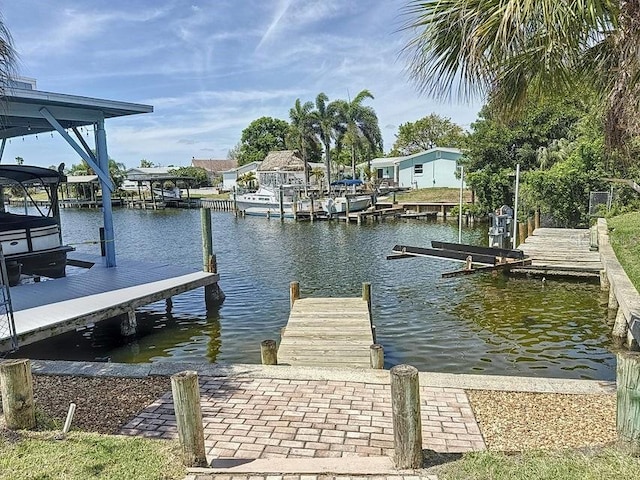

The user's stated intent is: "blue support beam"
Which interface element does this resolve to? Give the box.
[95,117,116,267]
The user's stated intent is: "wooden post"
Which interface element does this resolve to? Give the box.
[527,216,534,237]
[170,371,207,467]
[600,270,610,292]
[609,288,619,311]
[202,207,225,309]
[310,197,315,223]
[0,359,36,430]
[370,344,384,369]
[362,282,372,323]
[616,351,640,455]
[518,221,527,246]
[261,340,278,365]
[534,208,540,229]
[99,227,106,257]
[613,309,629,349]
[390,364,423,469]
[279,188,285,220]
[346,196,350,220]
[120,310,137,336]
[290,281,300,309]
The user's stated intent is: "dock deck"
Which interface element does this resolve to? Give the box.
[513,228,602,277]
[278,297,374,368]
[0,253,219,350]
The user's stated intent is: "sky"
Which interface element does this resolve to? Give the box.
[1,0,481,169]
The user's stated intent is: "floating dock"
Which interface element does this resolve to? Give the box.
[0,253,220,351]
[278,285,375,368]
[512,227,602,277]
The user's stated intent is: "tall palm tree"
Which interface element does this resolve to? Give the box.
[0,14,17,96]
[289,99,317,194]
[332,90,383,182]
[312,93,340,187]
[401,0,639,158]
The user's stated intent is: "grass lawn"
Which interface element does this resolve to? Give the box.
[0,431,185,480]
[438,448,640,480]
[607,211,640,291]
[394,187,472,203]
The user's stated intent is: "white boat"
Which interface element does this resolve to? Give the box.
[322,195,371,215]
[0,165,74,285]
[233,186,310,217]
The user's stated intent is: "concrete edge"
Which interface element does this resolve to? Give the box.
[29,360,616,395]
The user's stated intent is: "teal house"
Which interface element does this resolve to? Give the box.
[366,148,463,189]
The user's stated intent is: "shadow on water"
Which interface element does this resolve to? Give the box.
[8,207,617,380]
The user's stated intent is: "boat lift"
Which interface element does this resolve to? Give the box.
[387,241,531,278]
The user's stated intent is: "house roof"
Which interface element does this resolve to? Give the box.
[65,175,100,184]
[367,147,463,168]
[222,161,262,174]
[191,159,237,173]
[257,150,307,172]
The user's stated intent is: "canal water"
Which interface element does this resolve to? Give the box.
[14,207,615,380]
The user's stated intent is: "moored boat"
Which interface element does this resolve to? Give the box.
[233,186,310,217]
[0,165,74,285]
[321,194,372,214]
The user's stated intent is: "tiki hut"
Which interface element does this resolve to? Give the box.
[257,150,309,187]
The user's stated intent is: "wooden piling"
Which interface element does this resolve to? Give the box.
[600,270,610,292]
[370,344,384,369]
[616,351,640,455]
[613,309,629,348]
[362,282,372,321]
[390,364,423,469]
[120,310,137,336]
[170,370,207,467]
[0,359,36,430]
[609,288,619,311]
[534,209,540,229]
[261,339,278,365]
[527,217,534,236]
[518,221,527,246]
[201,207,225,309]
[290,281,300,309]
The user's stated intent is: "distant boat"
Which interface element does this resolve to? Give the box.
[322,195,371,215]
[233,186,310,217]
[0,165,74,284]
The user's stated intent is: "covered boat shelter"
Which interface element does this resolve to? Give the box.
[0,85,153,267]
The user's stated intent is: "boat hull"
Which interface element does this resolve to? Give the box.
[322,196,371,214]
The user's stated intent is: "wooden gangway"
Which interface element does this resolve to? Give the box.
[277,283,376,368]
[513,227,603,277]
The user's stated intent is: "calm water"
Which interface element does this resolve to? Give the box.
[14,207,615,380]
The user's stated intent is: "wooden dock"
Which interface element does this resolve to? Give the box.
[512,227,602,277]
[278,285,375,368]
[0,253,220,351]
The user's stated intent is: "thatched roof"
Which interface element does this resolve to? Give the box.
[257,150,307,172]
[191,159,238,173]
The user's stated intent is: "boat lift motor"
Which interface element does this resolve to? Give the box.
[488,205,514,249]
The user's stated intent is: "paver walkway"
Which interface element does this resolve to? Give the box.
[122,376,485,459]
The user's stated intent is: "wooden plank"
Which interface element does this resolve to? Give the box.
[391,245,497,265]
[431,241,524,259]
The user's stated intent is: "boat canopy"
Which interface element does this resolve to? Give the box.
[0,165,65,186]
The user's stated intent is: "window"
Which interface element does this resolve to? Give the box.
[414,164,423,175]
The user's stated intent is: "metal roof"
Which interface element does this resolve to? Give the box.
[0,87,153,140]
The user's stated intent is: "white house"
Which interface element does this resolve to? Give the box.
[222,161,261,191]
[367,148,464,189]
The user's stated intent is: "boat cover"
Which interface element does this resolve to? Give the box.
[0,165,65,186]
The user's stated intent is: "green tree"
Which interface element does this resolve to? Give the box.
[333,90,383,179]
[238,116,289,166]
[289,99,320,188]
[312,92,341,185]
[310,166,325,191]
[390,114,466,156]
[139,159,155,168]
[237,171,257,190]
[401,0,640,161]
[169,166,210,187]
[14,156,23,165]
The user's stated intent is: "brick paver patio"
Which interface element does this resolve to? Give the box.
[121,376,485,459]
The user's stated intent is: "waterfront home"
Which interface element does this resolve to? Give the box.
[222,161,261,191]
[257,150,309,188]
[191,158,237,184]
[366,147,463,189]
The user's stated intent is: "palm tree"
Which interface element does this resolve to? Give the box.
[332,90,383,182]
[289,99,317,194]
[312,93,340,187]
[401,0,640,157]
[310,166,325,191]
[237,171,257,190]
[0,14,17,96]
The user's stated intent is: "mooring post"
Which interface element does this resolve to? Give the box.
[99,227,106,257]
[609,287,619,311]
[534,208,540,230]
[261,339,278,365]
[527,217,534,237]
[518,221,527,246]
[600,270,610,292]
[362,282,372,323]
[170,370,207,467]
[290,281,300,309]
[166,297,173,313]
[201,207,225,309]
[279,187,285,220]
[310,197,315,223]
[616,351,640,455]
[0,359,36,430]
[120,310,138,336]
[612,309,629,349]
[370,344,384,369]
[390,364,423,469]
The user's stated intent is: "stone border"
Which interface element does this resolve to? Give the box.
[30,360,615,395]
[597,218,640,349]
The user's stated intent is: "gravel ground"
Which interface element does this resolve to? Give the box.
[1,374,170,435]
[467,390,617,451]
